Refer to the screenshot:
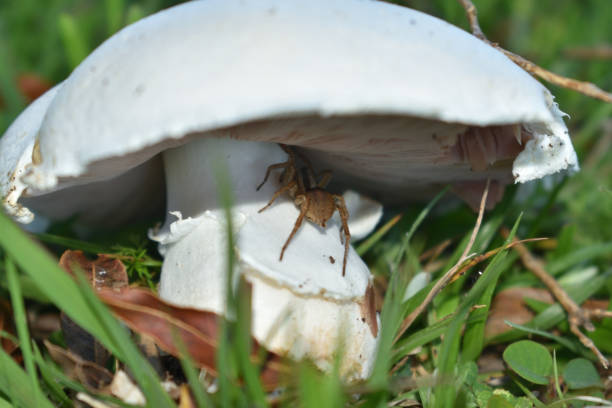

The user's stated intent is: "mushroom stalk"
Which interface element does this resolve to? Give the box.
[150,137,379,381]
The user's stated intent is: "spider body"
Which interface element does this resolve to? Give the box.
[299,189,335,227]
[257,144,351,276]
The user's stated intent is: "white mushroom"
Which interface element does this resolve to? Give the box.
[1,0,579,381]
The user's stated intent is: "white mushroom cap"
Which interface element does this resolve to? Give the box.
[1,86,59,223]
[18,0,576,197]
[0,84,165,227]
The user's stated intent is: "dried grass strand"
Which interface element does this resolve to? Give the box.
[393,178,490,343]
[503,228,612,368]
[457,0,612,103]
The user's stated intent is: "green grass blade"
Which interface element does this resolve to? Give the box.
[125,5,146,25]
[0,348,54,408]
[298,363,345,408]
[0,213,174,407]
[503,321,593,359]
[461,254,516,361]
[392,187,448,270]
[357,213,402,256]
[547,242,612,276]
[0,213,108,344]
[31,344,72,407]
[235,278,267,407]
[394,313,482,361]
[213,155,240,407]
[36,233,109,254]
[74,273,175,407]
[105,0,124,35]
[5,256,40,407]
[172,331,213,408]
[57,13,89,69]
[179,357,212,408]
[434,214,522,407]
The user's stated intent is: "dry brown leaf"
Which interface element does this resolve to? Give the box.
[45,340,114,392]
[17,74,52,102]
[0,73,51,110]
[58,250,128,366]
[28,310,60,340]
[98,287,286,390]
[485,287,553,338]
[57,250,285,389]
[58,250,129,290]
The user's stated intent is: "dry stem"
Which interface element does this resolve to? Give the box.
[457,0,612,103]
[565,45,612,60]
[503,228,612,368]
[393,178,490,343]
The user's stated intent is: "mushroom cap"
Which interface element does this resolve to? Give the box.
[0,85,165,227]
[1,86,59,223]
[20,0,576,198]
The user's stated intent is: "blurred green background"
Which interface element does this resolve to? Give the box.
[0,0,611,243]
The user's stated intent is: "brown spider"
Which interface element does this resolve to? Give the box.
[256,144,351,277]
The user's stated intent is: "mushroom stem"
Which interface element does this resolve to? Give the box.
[150,137,379,381]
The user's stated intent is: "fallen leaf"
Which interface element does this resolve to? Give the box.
[98,287,286,389]
[59,250,128,366]
[58,250,285,389]
[485,287,553,338]
[27,310,60,340]
[17,74,52,102]
[59,250,129,290]
[45,340,113,392]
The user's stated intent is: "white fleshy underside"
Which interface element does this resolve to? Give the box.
[513,92,579,183]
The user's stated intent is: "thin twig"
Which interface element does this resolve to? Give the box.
[449,237,548,283]
[503,228,612,368]
[419,238,452,263]
[457,0,612,103]
[393,178,490,343]
[565,45,612,60]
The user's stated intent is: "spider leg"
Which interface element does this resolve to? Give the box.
[256,162,291,190]
[302,159,317,188]
[317,170,333,189]
[258,180,297,213]
[295,166,306,195]
[333,194,350,277]
[289,147,319,188]
[280,197,309,261]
